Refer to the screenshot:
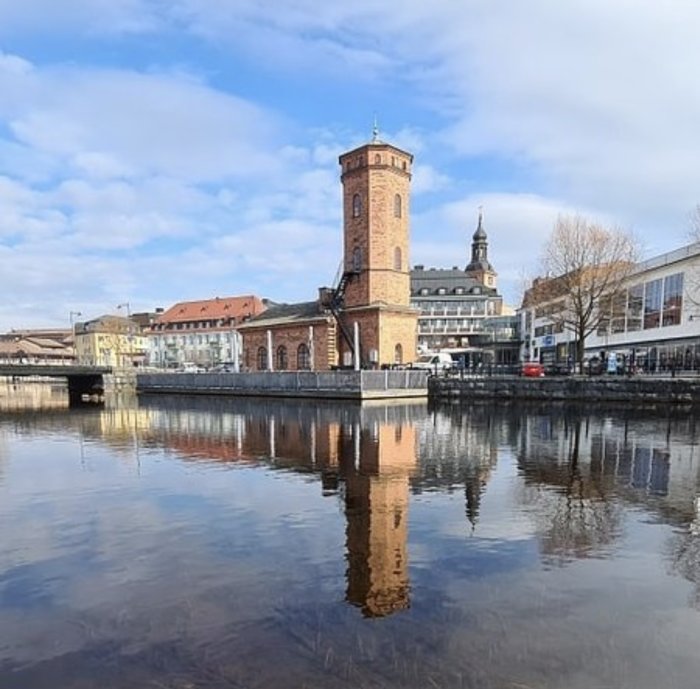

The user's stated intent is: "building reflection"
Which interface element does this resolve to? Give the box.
[342,423,415,617]
[139,397,420,618]
[516,407,700,564]
[0,380,69,412]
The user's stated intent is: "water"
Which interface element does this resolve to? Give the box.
[1,383,700,688]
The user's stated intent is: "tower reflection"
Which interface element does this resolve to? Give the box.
[342,422,416,617]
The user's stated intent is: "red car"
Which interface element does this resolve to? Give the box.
[521,362,545,377]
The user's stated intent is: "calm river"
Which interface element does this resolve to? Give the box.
[1,383,700,688]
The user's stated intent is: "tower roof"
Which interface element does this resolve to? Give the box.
[473,208,487,241]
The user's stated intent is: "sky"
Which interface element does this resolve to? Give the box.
[1,0,700,330]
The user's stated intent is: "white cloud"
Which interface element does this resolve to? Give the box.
[3,2,700,327]
[412,192,590,306]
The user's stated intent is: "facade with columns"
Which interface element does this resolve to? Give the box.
[238,136,419,371]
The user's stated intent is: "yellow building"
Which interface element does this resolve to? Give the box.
[75,315,148,368]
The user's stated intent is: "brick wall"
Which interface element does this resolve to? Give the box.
[240,320,336,371]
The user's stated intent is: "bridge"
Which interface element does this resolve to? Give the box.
[0,364,112,403]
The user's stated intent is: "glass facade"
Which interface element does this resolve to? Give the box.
[662,273,684,326]
[643,278,662,329]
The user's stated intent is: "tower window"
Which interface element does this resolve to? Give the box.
[352,193,361,218]
[352,246,362,272]
[394,194,402,218]
[394,246,402,271]
[394,343,403,364]
[402,161,407,170]
[375,153,381,164]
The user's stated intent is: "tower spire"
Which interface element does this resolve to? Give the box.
[372,115,380,143]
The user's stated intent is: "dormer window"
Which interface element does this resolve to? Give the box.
[420,288,429,296]
[455,287,464,295]
[437,287,446,295]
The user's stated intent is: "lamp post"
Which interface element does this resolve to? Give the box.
[69,311,82,364]
[117,302,132,368]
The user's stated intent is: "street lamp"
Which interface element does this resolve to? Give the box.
[69,311,82,364]
[116,302,132,369]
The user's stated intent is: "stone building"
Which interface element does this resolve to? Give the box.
[75,315,148,368]
[147,295,265,369]
[410,212,517,363]
[239,135,418,370]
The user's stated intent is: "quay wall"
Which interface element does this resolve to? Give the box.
[137,370,428,400]
[429,375,700,405]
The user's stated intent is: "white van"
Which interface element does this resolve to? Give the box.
[410,352,453,371]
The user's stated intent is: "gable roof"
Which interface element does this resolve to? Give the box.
[156,295,265,325]
[238,301,332,329]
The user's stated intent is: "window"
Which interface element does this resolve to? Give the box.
[393,246,402,271]
[352,246,362,272]
[627,284,643,332]
[644,278,662,329]
[256,346,267,370]
[662,272,683,326]
[352,193,361,218]
[437,287,446,295]
[374,153,381,164]
[394,343,403,364]
[394,194,402,218]
[297,343,311,370]
[276,345,288,370]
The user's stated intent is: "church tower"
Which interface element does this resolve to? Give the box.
[336,130,418,367]
[465,210,498,289]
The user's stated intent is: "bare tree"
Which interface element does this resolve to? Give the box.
[532,214,639,368]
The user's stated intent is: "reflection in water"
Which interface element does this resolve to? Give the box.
[344,424,415,617]
[1,394,700,688]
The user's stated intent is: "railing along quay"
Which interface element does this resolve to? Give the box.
[137,370,429,401]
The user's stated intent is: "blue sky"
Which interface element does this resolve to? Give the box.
[2,1,700,330]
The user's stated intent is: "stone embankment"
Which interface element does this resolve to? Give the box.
[429,375,700,405]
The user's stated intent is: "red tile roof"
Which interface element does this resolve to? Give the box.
[155,295,266,325]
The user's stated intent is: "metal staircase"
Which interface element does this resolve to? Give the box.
[326,262,359,361]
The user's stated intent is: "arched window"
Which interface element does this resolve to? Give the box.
[276,345,288,370]
[352,193,361,218]
[352,246,362,273]
[374,153,381,164]
[394,194,402,218]
[297,343,311,370]
[394,343,403,365]
[256,346,267,371]
[393,246,402,271]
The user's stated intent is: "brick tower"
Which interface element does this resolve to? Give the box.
[336,131,418,367]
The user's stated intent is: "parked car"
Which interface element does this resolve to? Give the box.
[212,362,236,373]
[410,352,454,371]
[179,362,205,373]
[521,362,545,378]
